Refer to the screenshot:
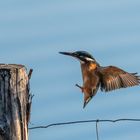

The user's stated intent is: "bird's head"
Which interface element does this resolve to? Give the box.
[59,51,96,63]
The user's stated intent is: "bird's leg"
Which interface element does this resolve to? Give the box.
[75,84,84,93]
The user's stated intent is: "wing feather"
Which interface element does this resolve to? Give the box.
[99,66,140,92]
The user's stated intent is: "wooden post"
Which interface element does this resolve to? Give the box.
[0,64,32,140]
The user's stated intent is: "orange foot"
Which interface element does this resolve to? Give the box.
[75,84,84,93]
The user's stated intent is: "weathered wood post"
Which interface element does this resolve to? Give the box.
[0,64,32,140]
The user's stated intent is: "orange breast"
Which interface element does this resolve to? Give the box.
[89,63,97,71]
[81,63,97,86]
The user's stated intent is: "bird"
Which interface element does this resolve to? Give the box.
[59,51,140,108]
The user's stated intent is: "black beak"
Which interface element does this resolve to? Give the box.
[59,52,75,57]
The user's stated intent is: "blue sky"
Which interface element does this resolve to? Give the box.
[1,0,140,140]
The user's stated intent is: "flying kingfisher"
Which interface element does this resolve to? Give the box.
[59,51,140,108]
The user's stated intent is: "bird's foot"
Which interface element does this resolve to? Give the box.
[75,84,84,93]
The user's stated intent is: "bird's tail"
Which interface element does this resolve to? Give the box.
[83,97,92,108]
[83,86,99,108]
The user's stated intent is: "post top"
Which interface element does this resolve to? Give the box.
[0,64,25,69]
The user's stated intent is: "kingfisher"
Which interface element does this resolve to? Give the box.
[59,51,140,108]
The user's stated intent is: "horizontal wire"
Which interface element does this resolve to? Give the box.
[29,118,140,130]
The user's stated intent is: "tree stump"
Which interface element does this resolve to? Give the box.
[0,64,32,140]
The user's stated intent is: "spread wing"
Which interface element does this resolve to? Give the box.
[99,66,140,92]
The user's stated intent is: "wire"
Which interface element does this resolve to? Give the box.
[96,120,99,140]
[29,118,140,130]
[29,118,140,140]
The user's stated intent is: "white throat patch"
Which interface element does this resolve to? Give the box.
[85,57,95,62]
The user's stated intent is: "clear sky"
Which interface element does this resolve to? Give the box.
[1,0,140,140]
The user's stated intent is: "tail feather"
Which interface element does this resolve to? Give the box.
[83,97,92,108]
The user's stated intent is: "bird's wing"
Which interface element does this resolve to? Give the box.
[99,66,140,92]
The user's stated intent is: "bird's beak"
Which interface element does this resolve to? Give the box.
[59,52,75,57]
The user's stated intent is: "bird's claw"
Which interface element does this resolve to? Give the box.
[75,84,84,93]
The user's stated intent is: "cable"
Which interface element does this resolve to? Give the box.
[29,118,140,130]
[96,120,99,140]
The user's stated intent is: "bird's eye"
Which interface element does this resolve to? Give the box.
[79,55,83,58]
